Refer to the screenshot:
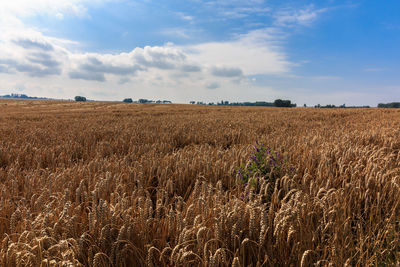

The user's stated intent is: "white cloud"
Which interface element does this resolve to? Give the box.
[175,12,194,22]
[220,7,270,19]
[67,46,188,82]
[205,82,220,89]
[0,29,68,78]
[0,0,116,18]
[181,64,202,72]
[0,1,85,18]
[187,28,291,76]
[118,77,131,85]
[273,5,329,27]
[210,66,243,77]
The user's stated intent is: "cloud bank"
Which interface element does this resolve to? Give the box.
[0,22,292,90]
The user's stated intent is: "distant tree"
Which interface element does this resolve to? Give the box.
[390,102,399,108]
[274,99,292,107]
[190,101,195,104]
[304,104,307,107]
[378,102,400,108]
[316,104,335,108]
[75,96,86,102]
[123,98,133,103]
[138,99,148,103]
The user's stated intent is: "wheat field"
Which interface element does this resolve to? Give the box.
[0,100,399,266]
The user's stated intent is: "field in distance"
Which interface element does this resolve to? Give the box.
[0,100,399,266]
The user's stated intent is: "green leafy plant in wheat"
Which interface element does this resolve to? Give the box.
[237,142,291,202]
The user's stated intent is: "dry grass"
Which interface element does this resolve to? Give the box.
[0,100,399,266]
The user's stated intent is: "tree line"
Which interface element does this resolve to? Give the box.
[377,102,400,108]
[73,96,400,108]
[74,96,171,104]
[190,99,296,107]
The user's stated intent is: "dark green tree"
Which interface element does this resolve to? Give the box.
[123,98,133,103]
[74,96,86,102]
[378,102,400,108]
[274,99,292,107]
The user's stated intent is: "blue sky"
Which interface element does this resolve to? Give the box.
[0,0,399,106]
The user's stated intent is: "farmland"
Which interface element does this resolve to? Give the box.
[0,100,399,266]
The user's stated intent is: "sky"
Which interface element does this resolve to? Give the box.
[0,0,399,106]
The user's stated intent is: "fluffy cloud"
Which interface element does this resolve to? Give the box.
[0,27,292,90]
[210,66,243,77]
[68,56,143,82]
[181,64,202,73]
[206,82,220,89]
[132,46,186,70]
[0,35,64,77]
[59,29,290,84]
[67,46,192,82]
[69,71,105,82]
[13,38,54,51]
[187,28,291,76]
